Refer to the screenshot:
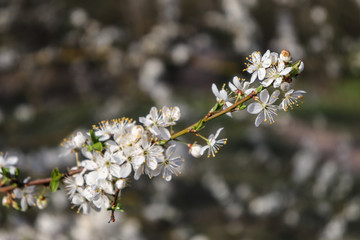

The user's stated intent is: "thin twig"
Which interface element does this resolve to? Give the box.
[0,168,84,193]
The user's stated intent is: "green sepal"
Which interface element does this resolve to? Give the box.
[289,60,302,77]
[212,102,224,112]
[157,140,167,145]
[193,120,204,131]
[92,142,104,152]
[256,85,263,93]
[89,129,99,144]
[49,168,63,192]
[237,104,247,110]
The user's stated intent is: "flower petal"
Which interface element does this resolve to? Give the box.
[258,68,266,80]
[269,90,280,104]
[255,111,265,127]
[259,89,269,103]
[247,102,263,114]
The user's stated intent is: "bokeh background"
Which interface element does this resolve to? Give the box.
[1,0,360,239]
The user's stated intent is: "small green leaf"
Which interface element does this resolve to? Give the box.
[50,168,63,192]
[238,104,247,110]
[89,129,98,144]
[256,85,263,93]
[1,167,11,178]
[93,142,103,152]
[193,120,203,131]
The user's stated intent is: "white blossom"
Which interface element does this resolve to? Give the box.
[13,186,37,211]
[247,89,280,127]
[156,145,184,181]
[246,50,272,83]
[262,61,292,88]
[280,89,306,112]
[201,128,227,158]
[228,76,255,96]
[139,107,171,140]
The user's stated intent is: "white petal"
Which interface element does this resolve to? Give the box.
[258,68,266,80]
[255,112,265,127]
[72,194,84,205]
[75,174,84,186]
[132,155,145,168]
[149,107,158,120]
[110,164,121,178]
[262,50,270,60]
[219,90,228,101]
[200,146,209,155]
[214,128,224,139]
[211,83,219,97]
[228,82,236,92]
[233,76,241,88]
[280,67,292,75]
[6,156,18,165]
[21,198,28,211]
[147,158,157,170]
[250,72,257,83]
[247,102,263,114]
[269,90,280,104]
[120,162,132,178]
[262,58,272,68]
[163,168,172,181]
[252,51,260,62]
[81,160,97,170]
[165,145,176,158]
[85,171,98,185]
[159,127,171,140]
[273,78,282,88]
[259,89,269,103]
[134,166,144,180]
[261,78,273,87]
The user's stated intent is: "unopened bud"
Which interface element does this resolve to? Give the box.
[189,143,203,158]
[280,82,291,92]
[36,197,48,210]
[280,49,291,62]
[115,179,126,190]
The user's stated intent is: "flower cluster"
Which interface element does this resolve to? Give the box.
[0,49,306,220]
[211,50,305,127]
[61,107,185,213]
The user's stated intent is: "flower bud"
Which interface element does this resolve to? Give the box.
[280,82,291,92]
[116,179,126,190]
[189,143,203,158]
[280,49,291,62]
[36,197,48,210]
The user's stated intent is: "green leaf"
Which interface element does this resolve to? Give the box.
[238,104,247,110]
[193,120,203,131]
[49,168,63,192]
[89,129,98,144]
[256,85,263,93]
[93,142,103,152]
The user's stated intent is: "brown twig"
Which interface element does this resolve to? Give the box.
[109,189,120,223]
[0,168,84,193]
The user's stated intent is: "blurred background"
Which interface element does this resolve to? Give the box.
[0,0,360,239]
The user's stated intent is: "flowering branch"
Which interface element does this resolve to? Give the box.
[0,49,306,221]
